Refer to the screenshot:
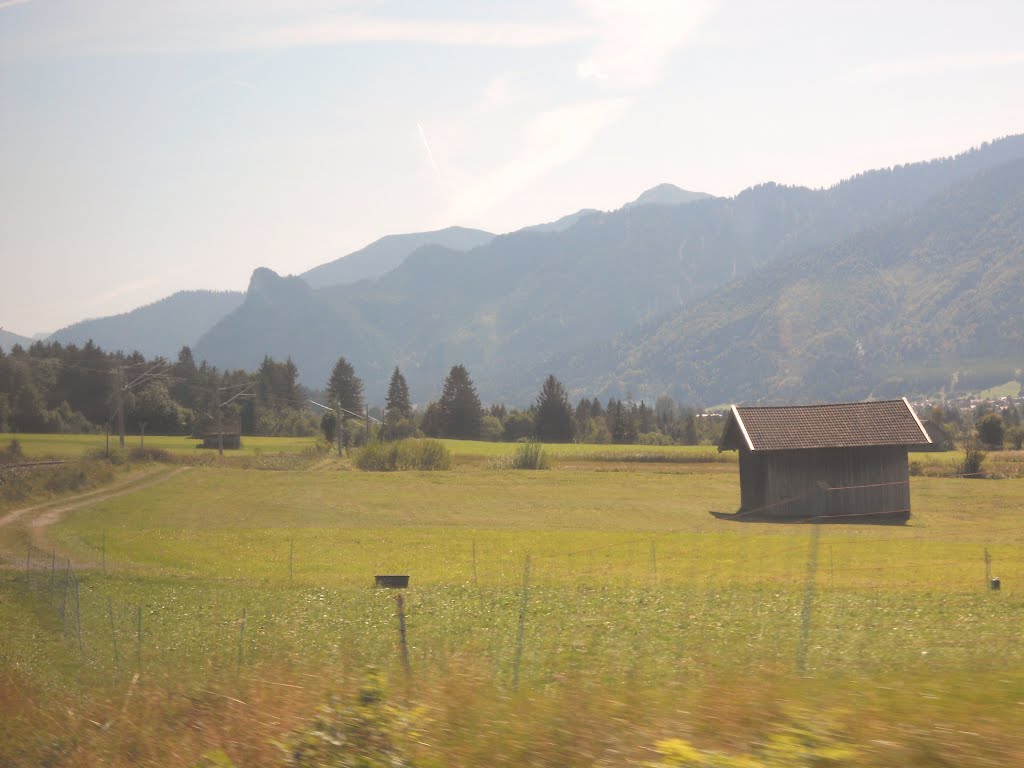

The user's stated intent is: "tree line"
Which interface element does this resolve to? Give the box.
[0,341,725,446]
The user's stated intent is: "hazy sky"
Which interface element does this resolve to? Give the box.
[2,0,1023,337]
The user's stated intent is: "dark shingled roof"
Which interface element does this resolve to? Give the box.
[719,398,931,452]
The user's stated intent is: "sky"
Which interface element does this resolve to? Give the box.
[2,0,1023,338]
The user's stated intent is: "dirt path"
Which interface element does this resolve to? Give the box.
[0,465,190,567]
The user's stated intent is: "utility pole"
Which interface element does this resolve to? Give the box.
[216,386,223,457]
[115,369,125,449]
[139,422,147,449]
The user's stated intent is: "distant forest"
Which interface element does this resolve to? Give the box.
[0,340,723,446]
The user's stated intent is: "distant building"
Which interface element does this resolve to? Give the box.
[717,398,931,523]
[194,415,242,450]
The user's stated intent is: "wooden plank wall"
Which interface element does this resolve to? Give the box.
[740,446,910,519]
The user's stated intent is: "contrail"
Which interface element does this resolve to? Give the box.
[417,121,442,179]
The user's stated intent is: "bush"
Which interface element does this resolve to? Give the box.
[281,675,424,767]
[958,444,986,477]
[976,412,1005,448]
[1007,425,1024,450]
[2,438,24,462]
[356,439,451,471]
[511,441,550,470]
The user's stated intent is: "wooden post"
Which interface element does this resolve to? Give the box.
[108,597,120,673]
[237,607,247,673]
[472,539,479,591]
[61,560,70,630]
[289,539,294,586]
[396,594,411,677]
[48,549,55,607]
[650,539,658,586]
[136,606,142,673]
[101,530,106,574]
[984,547,991,587]
[797,485,825,675]
[74,574,83,654]
[512,554,531,690]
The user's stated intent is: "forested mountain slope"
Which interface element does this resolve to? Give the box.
[49,290,244,360]
[300,226,495,289]
[194,136,1024,403]
[565,156,1024,405]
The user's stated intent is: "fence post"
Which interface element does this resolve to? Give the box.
[650,540,658,586]
[136,606,142,674]
[237,607,247,674]
[61,560,71,631]
[984,547,991,588]
[108,597,120,674]
[74,572,83,654]
[797,484,824,675]
[512,554,531,690]
[472,539,479,591]
[396,594,411,677]
[48,549,56,607]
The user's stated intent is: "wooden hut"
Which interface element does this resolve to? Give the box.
[717,398,931,523]
[194,416,242,450]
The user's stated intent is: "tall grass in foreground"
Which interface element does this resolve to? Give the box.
[356,439,452,471]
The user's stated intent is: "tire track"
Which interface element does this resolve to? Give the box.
[0,466,190,567]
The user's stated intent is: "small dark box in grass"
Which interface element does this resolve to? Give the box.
[375,575,409,588]
[991,577,1001,591]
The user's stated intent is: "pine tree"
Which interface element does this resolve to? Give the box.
[327,356,364,415]
[533,374,575,443]
[385,367,412,421]
[437,364,482,439]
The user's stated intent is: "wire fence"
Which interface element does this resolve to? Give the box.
[8,507,1023,694]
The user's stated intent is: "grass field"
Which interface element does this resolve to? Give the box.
[2,435,1024,766]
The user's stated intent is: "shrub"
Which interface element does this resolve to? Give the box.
[976,412,1005,448]
[958,444,986,477]
[1007,425,1024,450]
[511,441,550,470]
[2,438,24,461]
[281,674,424,767]
[356,439,451,471]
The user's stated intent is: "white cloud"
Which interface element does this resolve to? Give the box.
[233,16,593,51]
[417,121,442,180]
[442,97,629,227]
[574,0,717,88]
[847,50,1024,82]
[3,4,593,56]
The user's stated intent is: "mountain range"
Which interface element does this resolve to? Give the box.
[27,140,1024,406]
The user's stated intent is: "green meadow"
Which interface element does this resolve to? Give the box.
[2,436,1024,766]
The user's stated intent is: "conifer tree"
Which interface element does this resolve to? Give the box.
[533,374,575,442]
[327,356,364,415]
[437,364,482,439]
[385,367,412,421]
